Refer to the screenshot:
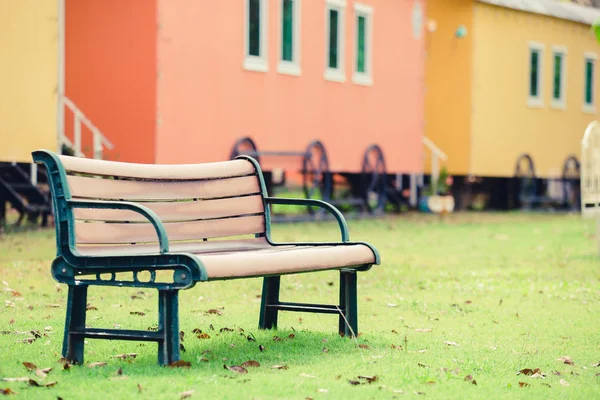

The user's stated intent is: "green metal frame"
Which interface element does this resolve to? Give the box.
[32,150,380,366]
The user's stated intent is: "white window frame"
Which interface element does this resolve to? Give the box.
[527,42,544,108]
[550,45,567,110]
[324,0,346,83]
[243,0,269,73]
[277,0,301,76]
[584,52,597,114]
[352,3,373,86]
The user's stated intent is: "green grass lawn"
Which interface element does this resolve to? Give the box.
[1,212,599,399]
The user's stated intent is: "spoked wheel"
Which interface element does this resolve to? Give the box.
[302,140,331,214]
[230,137,260,164]
[514,153,536,209]
[361,144,387,213]
[562,155,580,210]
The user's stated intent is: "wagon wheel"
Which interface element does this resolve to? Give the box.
[514,153,536,209]
[361,144,387,213]
[302,140,331,214]
[230,137,260,164]
[562,155,580,211]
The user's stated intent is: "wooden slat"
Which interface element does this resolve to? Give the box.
[75,215,265,244]
[76,238,271,256]
[73,195,265,222]
[67,175,260,201]
[59,155,256,180]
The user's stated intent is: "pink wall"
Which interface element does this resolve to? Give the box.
[65,0,157,163]
[157,0,425,173]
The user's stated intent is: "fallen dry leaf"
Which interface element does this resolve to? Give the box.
[197,333,210,339]
[116,367,123,376]
[288,333,295,340]
[273,336,283,342]
[88,362,107,368]
[348,380,361,385]
[241,360,260,368]
[219,327,234,333]
[137,383,143,393]
[357,344,370,349]
[111,353,137,360]
[271,365,289,370]
[22,362,37,371]
[415,328,432,333]
[206,309,222,315]
[558,356,574,365]
[322,348,329,353]
[358,375,378,384]
[444,341,459,347]
[464,374,473,382]
[192,328,202,334]
[167,360,191,369]
[418,363,428,368]
[559,379,570,386]
[391,344,403,350]
[518,382,530,387]
[1,378,29,382]
[130,311,145,316]
[591,361,600,367]
[180,390,195,399]
[1,388,17,395]
[28,379,57,387]
[224,365,248,374]
[518,368,541,376]
[259,345,265,352]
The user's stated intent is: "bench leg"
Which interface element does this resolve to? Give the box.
[62,284,88,365]
[158,290,180,366]
[258,276,281,330]
[339,270,358,338]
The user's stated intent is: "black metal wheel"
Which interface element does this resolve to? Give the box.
[514,153,536,209]
[230,137,260,164]
[562,155,580,211]
[361,144,387,213]
[302,140,331,213]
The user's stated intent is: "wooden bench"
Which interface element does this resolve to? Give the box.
[32,149,380,366]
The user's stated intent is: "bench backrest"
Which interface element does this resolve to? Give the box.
[32,150,267,254]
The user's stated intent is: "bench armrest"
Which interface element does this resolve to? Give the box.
[67,199,170,254]
[264,197,349,242]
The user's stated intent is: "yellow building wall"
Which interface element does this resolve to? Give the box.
[0,0,58,163]
[424,0,474,175]
[471,3,599,178]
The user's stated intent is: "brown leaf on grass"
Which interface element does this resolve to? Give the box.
[28,379,57,387]
[357,344,370,349]
[197,333,210,339]
[11,291,22,297]
[167,360,191,369]
[591,361,600,367]
[247,333,256,342]
[358,375,378,384]
[219,327,234,333]
[86,305,98,311]
[137,384,143,393]
[518,368,539,376]
[464,374,473,382]
[273,336,283,342]
[288,333,296,340]
[465,300,472,304]
[19,337,36,344]
[209,324,215,330]
[224,365,248,374]
[271,365,289,370]
[1,388,18,395]
[116,367,123,376]
[206,309,222,315]
[391,344,403,350]
[22,362,37,371]
[444,341,459,347]
[518,382,530,387]
[559,379,570,386]
[557,356,574,365]
[192,328,202,334]
[88,362,107,368]
[418,363,428,368]
[111,353,138,360]
[130,311,145,316]
[322,348,329,353]
[241,360,260,368]
[180,390,195,399]
[415,328,432,333]
[259,345,265,352]
[348,380,361,385]
[199,357,209,362]
[391,329,398,334]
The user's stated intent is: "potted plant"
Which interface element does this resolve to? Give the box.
[419,166,455,214]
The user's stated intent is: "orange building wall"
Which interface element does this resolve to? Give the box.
[65,0,157,163]
[423,0,473,176]
[156,0,425,174]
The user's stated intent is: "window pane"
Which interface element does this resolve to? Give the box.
[328,9,338,69]
[553,54,562,100]
[249,0,260,56]
[530,50,539,97]
[586,60,594,105]
[282,0,293,61]
[357,16,366,73]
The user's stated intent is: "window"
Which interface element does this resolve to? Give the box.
[244,0,268,72]
[584,53,597,113]
[324,0,346,82]
[278,0,301,76]
[528,42,544,108]
[551,46,566,109]
[352,3,373,86]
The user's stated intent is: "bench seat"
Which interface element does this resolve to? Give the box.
[77,240,376,279]
[32,149,381,366]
